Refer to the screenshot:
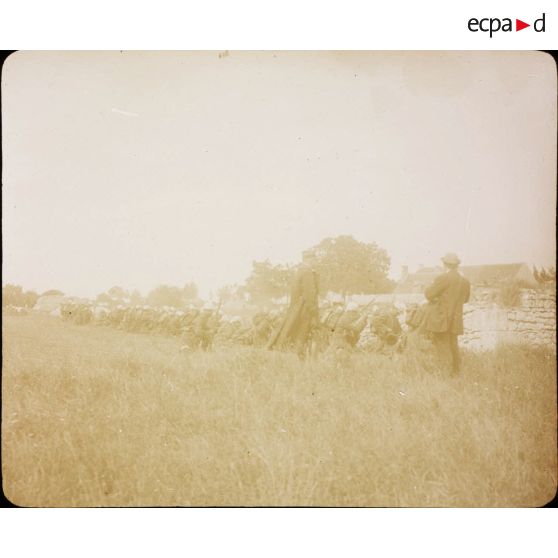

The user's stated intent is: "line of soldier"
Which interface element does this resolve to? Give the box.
[268,249,470,374]
[58,298,415,355]
[56,250,469,373]
[3,304,31,316]
[59,301,282,349]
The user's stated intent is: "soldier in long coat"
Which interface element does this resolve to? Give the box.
[423,252,471,375]
[268,250,320,358]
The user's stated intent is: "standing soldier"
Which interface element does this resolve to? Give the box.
[423,252,471,375]
[268,249,320,359]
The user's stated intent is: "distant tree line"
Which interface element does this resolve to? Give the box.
[3,235,397,308]
[2,284,40,308]
[239,235,395,304]
[96,283,200,308]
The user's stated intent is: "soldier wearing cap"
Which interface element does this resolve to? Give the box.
[268,249,320,358]
[328,302,368,354]
[369,302,403,353]
[423,252,470,375]
[312,301,343,354]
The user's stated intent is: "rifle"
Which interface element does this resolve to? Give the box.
[361,297,378,314]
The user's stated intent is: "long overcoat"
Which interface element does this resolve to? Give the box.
[422,269,471,335]
[268,264,319,352]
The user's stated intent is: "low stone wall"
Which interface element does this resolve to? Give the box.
[462,289,555,351]
[352,287,556,352]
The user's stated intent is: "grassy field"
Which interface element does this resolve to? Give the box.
[2,313,556,507]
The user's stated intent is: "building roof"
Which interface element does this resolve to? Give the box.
[395,263,536,293]
[460,263,531,285]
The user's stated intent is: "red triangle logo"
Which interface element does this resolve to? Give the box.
[516,19,530,31]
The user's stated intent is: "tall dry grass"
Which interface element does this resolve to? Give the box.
[2,314,556,507]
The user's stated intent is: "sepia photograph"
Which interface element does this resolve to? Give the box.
[2,50,556,507]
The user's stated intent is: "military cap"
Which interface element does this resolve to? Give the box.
[441,252,461,265]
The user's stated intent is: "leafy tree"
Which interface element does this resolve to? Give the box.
[22,290,39,308]
[309,235,394,295]
[42,289,64,296]
[2,284,23,306]
[108,286,128,299]
[96,292,113,304]
[217,284,243,303]
[129,289,144,305]
[146,285,184,308]
[2,284,39,307]
[243,236,395,301]
[182,283,198,301]
[244,260,295,303]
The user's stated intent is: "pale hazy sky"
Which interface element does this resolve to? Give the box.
[2,51,556,299]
